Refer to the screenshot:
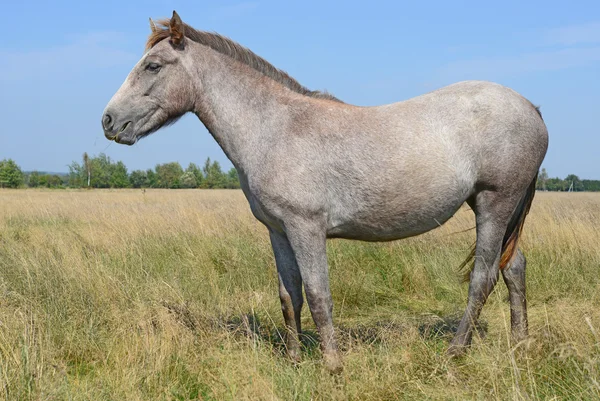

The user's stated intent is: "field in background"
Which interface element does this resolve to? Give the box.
[0,189,599,400]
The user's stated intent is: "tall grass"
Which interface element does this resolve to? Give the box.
[0,189,599,400]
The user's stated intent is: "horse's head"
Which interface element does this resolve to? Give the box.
[101,11,196,145]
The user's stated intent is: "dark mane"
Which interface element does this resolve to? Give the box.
[147,19,343,103]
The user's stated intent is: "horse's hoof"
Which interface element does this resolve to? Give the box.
[323,351,343,374]
[287,348,302,365]
[512,331,529,345]
[447,344,467,358]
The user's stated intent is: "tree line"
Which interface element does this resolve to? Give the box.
[535,168,600,192]
[1,158,599,191]
[0,153,240,189]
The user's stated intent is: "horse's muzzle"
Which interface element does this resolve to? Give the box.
[102,111,136,145]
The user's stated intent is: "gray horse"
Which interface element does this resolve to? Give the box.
[102,11,548,373]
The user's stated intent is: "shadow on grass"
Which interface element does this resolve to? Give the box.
[221,313,321,356]
[161,301,488,356]
[418,313,488,340]
[220,313,484,353]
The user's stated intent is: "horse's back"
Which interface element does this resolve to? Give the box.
[372,80,548,187]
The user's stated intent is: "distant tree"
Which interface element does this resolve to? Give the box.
[129,170,147,188]
[68,161,84,187]
[37,174,63,188]
[89,154,112,188]
[145,169,157,188]
[546,177,566,191]
[67,153,133,188]
[47,175,64,188]
[180,171,198,188]
[110,161,129,188]
[28,171,41,188]
[582,179,600,191]
[564,174,584,192]
[201,158,226,189]
[83,152,91,187]
[0,159,24,188]
[186,163,203,187]
[226,168,241,189]
[537,168,549,191]
[156,162,184,188]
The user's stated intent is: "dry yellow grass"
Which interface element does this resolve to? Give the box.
[1,189,599,400]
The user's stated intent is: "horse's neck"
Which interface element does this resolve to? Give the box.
[191,48,292,173]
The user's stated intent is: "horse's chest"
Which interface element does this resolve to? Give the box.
[247,194,280,227]
[239,176,284,230]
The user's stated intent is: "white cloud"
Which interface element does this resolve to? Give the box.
[0,32,138,82]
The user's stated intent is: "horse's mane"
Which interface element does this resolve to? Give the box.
[147,19,343,103]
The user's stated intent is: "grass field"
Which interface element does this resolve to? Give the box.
[0,189,599,400]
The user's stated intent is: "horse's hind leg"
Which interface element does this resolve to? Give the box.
[448,190,518,356]
[501,248,528,343]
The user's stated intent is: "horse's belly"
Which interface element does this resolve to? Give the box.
[326,191,469,241]
[327,213,450,241]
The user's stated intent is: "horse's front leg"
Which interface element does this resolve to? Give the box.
[284,219,342,373]
[269,229,304,363]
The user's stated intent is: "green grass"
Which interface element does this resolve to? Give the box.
[0,189,599,400]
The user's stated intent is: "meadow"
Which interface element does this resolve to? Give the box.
[0,189,599,400]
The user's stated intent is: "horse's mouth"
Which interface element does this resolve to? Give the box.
[114,132,138,145]
[111,122,138,145]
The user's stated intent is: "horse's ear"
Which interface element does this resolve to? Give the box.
[149,18,157,33]
[169,10,185,48]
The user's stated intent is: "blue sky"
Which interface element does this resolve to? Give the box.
[1,0,599,178]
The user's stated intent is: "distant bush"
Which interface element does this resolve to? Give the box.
[0,159,24,188]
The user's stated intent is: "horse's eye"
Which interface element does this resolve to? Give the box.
[146,62,161,73]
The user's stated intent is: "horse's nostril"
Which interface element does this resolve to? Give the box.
[103,114,113,130]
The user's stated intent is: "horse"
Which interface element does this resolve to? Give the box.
[102,11,548,373]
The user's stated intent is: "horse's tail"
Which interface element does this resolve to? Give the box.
[460,173,538,281]
[499,174,537,269]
